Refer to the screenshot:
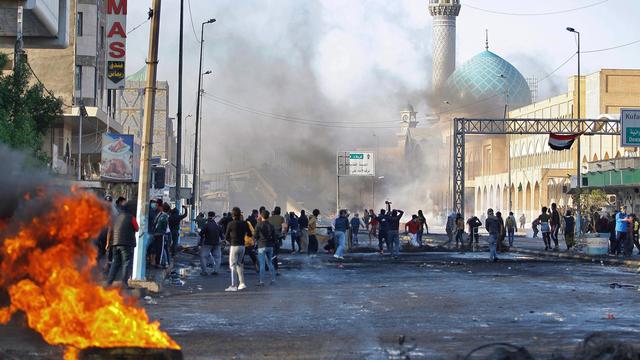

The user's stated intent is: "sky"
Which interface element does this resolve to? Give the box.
[123,0,640,174]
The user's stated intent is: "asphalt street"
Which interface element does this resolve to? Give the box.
[0,242,639,359]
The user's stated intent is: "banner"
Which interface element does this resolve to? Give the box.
[101,133,134,182]
[106,0,127,89]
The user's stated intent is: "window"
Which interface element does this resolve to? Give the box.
[75,65,82,92]
[77,12,83,36]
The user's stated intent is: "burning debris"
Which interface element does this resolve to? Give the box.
[0,146,179,359]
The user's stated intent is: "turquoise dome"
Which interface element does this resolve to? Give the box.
[446,50,531,109]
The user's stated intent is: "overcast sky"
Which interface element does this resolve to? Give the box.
[123,0,640,172]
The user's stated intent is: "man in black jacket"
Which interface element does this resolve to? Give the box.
[199,211,222,276]
[387,207,405,259]
[168,205,188,257]
[225,207,251,291]
[253,210,277,285]
[105,200,139,288]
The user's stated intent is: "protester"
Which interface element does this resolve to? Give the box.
[615,206,632,256]
[368,209,379,247]
[519,213,526,232]
[466,215,482,248]
[152,203,170,268]
[350,213,363,246]
[268,206,286,274]
[195,212,207,233]
[225,207,250,291]
[333,209,349,260]
[387,207,405,259]
[633,214,640,255]
[455,213,465,249]
[244,213,259,273]
[445,211,456,247]
[405,215,420,247]
[254,210,277,285]
[563,210,575,250]
[496,211,506,251]
[417,210,428,246]
[532,218,540,238]
[168,205,188,257]
[506,212,517,247]
[105,200,138,288]
[288,211,300,253]
[376,209,389,254]
[199,211,222,276]
[550,203,561,251]
[485,208,500,262]
[363,208,371,232]
[538,207,551,251]
[299,210,309,254]
[308,209,319,256]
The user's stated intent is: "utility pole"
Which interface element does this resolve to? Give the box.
[133,0,162,281]
[567,26,581,234]
[175,0,184,202]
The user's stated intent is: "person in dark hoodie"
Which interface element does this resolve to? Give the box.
[199,211,222,276]
[225,207,250,292]
[168,205,188,257]
[105,200,139,288]
[376,209,389,255]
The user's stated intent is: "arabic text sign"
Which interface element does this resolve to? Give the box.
[337,151,375,176]
[621,109,640,147]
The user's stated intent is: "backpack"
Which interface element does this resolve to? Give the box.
[506,216,514,229]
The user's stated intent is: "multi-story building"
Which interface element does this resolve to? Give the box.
[0,0,123,188]
[117,65,176,186]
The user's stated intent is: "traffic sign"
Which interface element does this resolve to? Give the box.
[621,109,640,147]
[337,151,375,176]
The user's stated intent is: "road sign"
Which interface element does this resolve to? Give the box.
[621,109,640,147]
[337,151,375,176]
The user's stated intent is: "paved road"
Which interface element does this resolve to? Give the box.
[0,247,638,359]
[146,249,639,360]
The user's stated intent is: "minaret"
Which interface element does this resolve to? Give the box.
[429,0,461,91]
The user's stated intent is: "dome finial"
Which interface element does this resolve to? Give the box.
[485,29,489,51]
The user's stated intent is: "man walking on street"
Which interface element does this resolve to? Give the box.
[506,212,517,247]
[299,210,309,254]
[563,210,576,250]
[615,206,632,256]
[350,213,363,247]
[485,208,500,262]
[550,203,561,251]
[268,207,286,274]
[225,207,251,292]
[333,209,349,260]
[519,214,526,232]
[445,211,457,248]
[199,211,222,276]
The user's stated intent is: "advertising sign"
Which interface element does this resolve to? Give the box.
[620,109,640,147]
[106,0,127,89]
[337,151,375,176]
[101,133,134,182]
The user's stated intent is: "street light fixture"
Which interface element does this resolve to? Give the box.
[566,26,581,232]
[192,18,216,220]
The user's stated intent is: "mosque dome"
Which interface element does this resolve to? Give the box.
[445,50,531,109]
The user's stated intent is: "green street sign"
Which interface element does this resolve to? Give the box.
[349,153,364,159]
[625,127,640,144]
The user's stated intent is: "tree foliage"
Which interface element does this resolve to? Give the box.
[0,53,63,162]
[572,189,609,214]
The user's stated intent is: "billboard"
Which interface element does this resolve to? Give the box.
[106,0,127,89]
[620,109,640,147]
[337,151,375,176]
[101,133,134,182]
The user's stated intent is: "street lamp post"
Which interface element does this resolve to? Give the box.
[197,70,212,213]
[499,74,512,212]
[567,26,581,233]
[191,18,215,220]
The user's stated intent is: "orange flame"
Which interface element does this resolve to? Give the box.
[0,189,179,359]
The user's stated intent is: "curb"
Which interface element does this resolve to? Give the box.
[510,247,640,269]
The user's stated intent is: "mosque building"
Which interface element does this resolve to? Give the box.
[404,0,640,220]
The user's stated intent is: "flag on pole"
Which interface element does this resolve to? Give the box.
[548,133,581,151]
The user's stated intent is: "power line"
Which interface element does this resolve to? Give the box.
[203,93,398,125]
[583,38,640,53]
[187,0,200,43]
[464,0,608,16]
[127,18,149,35]
[202,95,399,129]
[537,52,576,83]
